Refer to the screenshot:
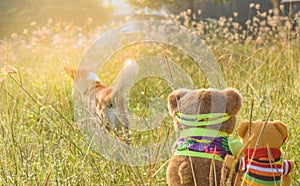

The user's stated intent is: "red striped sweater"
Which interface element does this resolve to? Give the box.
[239,148,292,185]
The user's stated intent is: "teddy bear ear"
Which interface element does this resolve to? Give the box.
[225,88,243,115]
[273,120,288,140]
[64,66,77,80]
[237,121,249,138]
[167,89,188,115]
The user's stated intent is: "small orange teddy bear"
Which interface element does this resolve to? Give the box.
[233,120,294,186]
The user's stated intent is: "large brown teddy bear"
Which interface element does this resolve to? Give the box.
[166,88,243,186]
[234,120,293,186]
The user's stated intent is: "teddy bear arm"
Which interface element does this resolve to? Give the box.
[220,155,243,185]
[220,155,234,185]
[178,161,193,184]
[283,160,294,175]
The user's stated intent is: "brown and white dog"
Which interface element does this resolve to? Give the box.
[65,67,128,139]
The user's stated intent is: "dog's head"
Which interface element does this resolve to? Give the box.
[64,66,122,130]
[65,67,103,89]
[64,66,112,107]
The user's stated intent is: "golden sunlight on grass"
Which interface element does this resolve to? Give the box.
[0,1,299,185]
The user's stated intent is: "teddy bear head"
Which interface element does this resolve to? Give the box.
[237,120,288,149]
[167,88,242,134]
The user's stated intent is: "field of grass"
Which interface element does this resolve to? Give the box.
[0,6,299,185]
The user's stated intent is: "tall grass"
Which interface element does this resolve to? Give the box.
[0,4,299,185]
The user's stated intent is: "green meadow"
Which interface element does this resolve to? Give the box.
[0,8,299,185]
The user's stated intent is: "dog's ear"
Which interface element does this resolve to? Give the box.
[273,120,288,141]
[64,66,77,80]
[237,121,249,138]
